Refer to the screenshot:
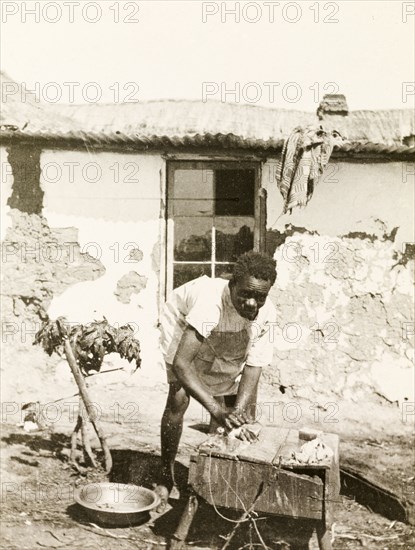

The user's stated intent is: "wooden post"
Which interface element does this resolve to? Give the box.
[70,413,82,464]
[63,339,113,473]
[70,396,98,468]
[170,494,199,549]
[316,440,340,550]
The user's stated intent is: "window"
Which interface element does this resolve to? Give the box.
[166,161,264,291]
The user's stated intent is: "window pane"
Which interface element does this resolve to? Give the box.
[215,263,234,280]
[173,264,211,288]
[173,169,214,216]
[215,217,254,261]
[174,217,212,261]
[215,169,255,216]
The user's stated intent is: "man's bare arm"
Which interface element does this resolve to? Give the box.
[234,365,261,418]
[173,326,221,416]
[173,326,245,429]
[232,365,262,442]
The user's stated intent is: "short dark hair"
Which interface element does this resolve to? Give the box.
[231,251,277,285]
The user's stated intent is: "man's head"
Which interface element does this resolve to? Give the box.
[229,251,276,320]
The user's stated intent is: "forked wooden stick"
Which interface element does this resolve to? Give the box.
[63,339,112,473]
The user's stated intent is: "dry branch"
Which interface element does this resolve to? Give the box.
[63,339,112,473]
[34,317,141,473]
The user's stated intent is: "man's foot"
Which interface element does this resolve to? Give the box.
[152,484,169,513]
[152,481,180,505]
[159,468,180,499]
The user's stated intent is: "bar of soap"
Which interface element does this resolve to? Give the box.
[299,428,323,441]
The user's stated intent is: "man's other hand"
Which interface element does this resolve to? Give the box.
[231,424,259,443]
[214,408,249,431]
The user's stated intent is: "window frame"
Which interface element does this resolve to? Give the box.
[166,160,265,295]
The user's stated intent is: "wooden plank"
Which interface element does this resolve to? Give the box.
[258,187,267,252]
[198,426,290,463]
[273,428,301,465]
[236,426,290,465]
[198,428,339,472]
[189,454,324,520]
[197,436,245,460]
[341,465,412,525]
[269,432,340,528]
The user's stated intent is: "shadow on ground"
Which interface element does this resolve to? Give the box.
[2,431,71,456]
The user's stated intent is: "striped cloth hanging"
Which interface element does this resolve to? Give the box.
[276,126,343,214]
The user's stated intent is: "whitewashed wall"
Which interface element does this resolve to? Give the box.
[41,149,166,371]
[261,159,414,405]
[263,160,414,248]
[1,146,414,412]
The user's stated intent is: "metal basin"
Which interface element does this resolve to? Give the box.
[74,482,160,527]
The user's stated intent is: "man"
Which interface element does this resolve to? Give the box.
[159,251,277,496]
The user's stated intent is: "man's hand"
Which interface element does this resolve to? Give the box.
[232,424,260,443]
[213,408,250,431]
[212,408,259,443]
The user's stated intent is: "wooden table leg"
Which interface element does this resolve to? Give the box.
[316,523,332,550]
[170,494,199,550]
[288,520,314,550]
[316,442,338,550]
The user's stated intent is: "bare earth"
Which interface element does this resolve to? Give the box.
[1,370,414,550]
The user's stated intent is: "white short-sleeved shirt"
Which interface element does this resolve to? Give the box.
[159,276,276,396]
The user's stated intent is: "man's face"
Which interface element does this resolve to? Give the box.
[230,275,272,320]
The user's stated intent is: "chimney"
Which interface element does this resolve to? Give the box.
[317,94,349,120]
[403,135,415,147]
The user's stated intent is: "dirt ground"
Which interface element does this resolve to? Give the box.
[1,371,414,550]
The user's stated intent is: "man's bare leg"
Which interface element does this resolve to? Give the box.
[160,382,190,497]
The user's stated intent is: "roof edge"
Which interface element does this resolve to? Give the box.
[1,130,414,159]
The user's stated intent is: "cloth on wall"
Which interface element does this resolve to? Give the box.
[276,126,343,214]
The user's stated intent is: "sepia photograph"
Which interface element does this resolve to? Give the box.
[1,1,414,548]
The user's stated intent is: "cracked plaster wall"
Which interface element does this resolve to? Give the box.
[114,271,148,304]
[1,146,106,401]
[41,150,165,370]
[261,159,415,405]
[1,147,413,410]
[1,148,165,402]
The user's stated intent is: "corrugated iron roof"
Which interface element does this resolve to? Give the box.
[49,101,317,143]
[0,72,77,134]
[1,72,414,157]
